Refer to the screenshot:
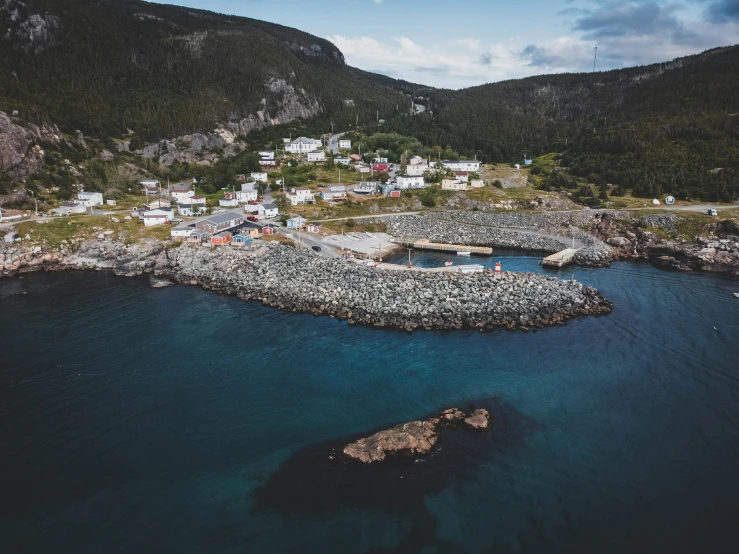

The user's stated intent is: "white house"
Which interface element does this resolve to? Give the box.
[259,151,275,160]
[77,191,104,207]
[286,216,307,229]
[469,179,484,188]
[442,179,467,191]
[241,182,258,192]
[139,179,160,189]
[257,203,279,219]
[396,175,426,190]
[285,188,315,205]
[338,139,351,149]
[334,157,351,166]
[143,208,174,226]
[285,137,321,154]
[259,159,277,167]
[51,201,87,216]
[454,172,469,182]
[442,160,480,172]
[308,151,326,162]
[409,155,425,165]
[219,197,239,208]
[405,163,427,176]
[236,190,258,203]
[251,172,268,183]
[177,203,206,217]
[170,186,195,204]
[171,224,195,241]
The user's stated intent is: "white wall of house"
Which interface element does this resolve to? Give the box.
[285,138,321,154]
[171,190,195,203]
[219,198,239,207]
[258,205,279,218]
[236,190,257,203]
[396,176,426,190]
[442,179,468,191]
[338,139,351,149]
[443,160,480,172]
[77,192,104,207]
[405,164,427,176]
[251,172,268,183]
[307,151,326,162]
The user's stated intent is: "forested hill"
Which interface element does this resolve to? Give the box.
[387,46,739,201]
[0,0,414,145]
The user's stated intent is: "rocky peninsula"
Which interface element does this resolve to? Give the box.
[343,408,491,464]
[0,238,613,332]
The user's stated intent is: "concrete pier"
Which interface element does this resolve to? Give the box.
[396,239,493,255]
[543,248,580,268]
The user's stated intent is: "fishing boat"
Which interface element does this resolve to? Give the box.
[734,292,739,298]
[456,251,471,257]
[444,259,454,267]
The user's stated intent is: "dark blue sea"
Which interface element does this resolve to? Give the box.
[2,250,739,553]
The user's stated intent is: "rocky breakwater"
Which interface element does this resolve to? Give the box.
[383,213,614,267]
[383,215,567,253]
[343,408,491,463]
[169,243,613,331]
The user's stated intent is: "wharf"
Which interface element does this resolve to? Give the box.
[543,248,579,268]
[396,239,492,256]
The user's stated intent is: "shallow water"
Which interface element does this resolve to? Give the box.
[1,256,738,553]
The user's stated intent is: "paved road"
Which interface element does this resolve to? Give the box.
[327,132,346,155]
[280,227,342,258]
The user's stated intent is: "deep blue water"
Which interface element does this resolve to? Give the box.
[1,253,739,553]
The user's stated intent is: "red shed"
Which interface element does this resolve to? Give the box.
[390,190,401,198]
[372,163,391,172]
[262,226,275,236]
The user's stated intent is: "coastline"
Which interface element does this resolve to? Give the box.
[0,239,613,332]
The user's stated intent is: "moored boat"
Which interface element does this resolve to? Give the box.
[456,251,471,256]
[444,259,454,267]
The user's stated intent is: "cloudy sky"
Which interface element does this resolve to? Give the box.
[158,0,739,88]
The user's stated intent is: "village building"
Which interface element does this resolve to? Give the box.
[306,223,322,234]
[146,199,171,210]
[262,225,276,236]
[51,201,87,216]
[319,189,347,201]
[219,197,239,208]
[442,160,481,172]
[396,175,426,190]
[285,137,321,154]
[307,151,326,162]
[259,151,275,160]
[251,172,268,183]
[338,139,351,149]
[77,191,104,207]
[334,157,351,166]
[241,182,258,192]
[454,172,469,182]
[195,212,244,234]
[259,159,276,167]
[354,181,380,194]
[139,179,160,189]
[170,183,195,204]
[405,163,427,176]
[285,188,315,206]
[143,208,174,226]
[286,216,307,229]
[469,179,484,188]
[211,231,232,246]
[442,179,468,191]
[327,184,346,192]
[0,208,25,222]
[257,203,279,219]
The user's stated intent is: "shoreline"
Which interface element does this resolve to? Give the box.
[0,239,613,332]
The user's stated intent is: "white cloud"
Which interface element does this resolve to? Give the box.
[327,3,739,88]
[372,0,383,4]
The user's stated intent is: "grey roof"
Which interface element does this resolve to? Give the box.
[169,182,193,191]
[202,212,243,225]
[261,203,278,210]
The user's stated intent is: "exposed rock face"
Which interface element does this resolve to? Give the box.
[136,126,244,166]
[343,407,492,464]
[0,111,61,181]
[2,1,60,53]
[0,240,614,332]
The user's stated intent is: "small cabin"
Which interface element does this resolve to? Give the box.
[211,231,232,246]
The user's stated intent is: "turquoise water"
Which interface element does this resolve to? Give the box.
[1,255,739,553]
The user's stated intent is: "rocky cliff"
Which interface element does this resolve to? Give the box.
[0,111,61,181]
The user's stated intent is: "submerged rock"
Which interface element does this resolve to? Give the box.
[343,408,492,464]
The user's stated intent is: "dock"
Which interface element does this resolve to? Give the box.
[542,248,579,268]
[396,239,492,256]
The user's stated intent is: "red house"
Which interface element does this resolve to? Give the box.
[211,231,232,246]
[390,190,401,198]
[372,163,390,172]
[262,226,275,236]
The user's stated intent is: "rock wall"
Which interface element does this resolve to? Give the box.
[0,111,61,181]
[1,240,613,332]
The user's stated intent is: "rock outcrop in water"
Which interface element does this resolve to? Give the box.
[343,408,491,463]
[1,240,613,332]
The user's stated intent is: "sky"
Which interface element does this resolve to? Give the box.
[156,0,739,88]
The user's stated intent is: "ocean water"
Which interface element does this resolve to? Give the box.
[1,253,739,554]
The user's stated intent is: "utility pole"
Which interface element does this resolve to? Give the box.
[593,46,598,72]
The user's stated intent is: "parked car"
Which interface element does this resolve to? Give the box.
[171,218,183,223]
[311,246,322,252]
[707,209,718,216]
[247,216,259,222]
